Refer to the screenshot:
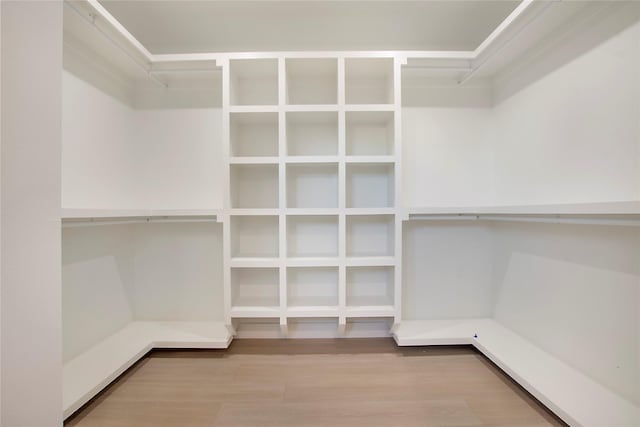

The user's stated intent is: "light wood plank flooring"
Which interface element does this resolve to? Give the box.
[65,339,566,427]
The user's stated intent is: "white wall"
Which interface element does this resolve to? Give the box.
[491,19,640,205]
[402,108,494,207]
[1,2,62,425]
[134,109,223,209]
[63,72,136,209]
[492,222,640,405]
[132,222,224,321]
[62,70,224,210]
[403,221,494,320]
[62,225,135,362]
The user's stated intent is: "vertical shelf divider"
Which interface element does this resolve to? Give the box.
[337,57,347,331]
[393,56,405,325]
[278,57,288,335]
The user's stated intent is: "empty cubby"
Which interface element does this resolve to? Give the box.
[230,216,279,258]
[346,163,395,208]
[286,112,338,156]
[230,58,279,106]
[287,267,339,307]
[230,112,279,157]
[346,266,394,307]
[346,111,394,156]
[287,163,339,208]
[345,58,394,104]
[231,267,280,307]
[287,215,339,258]
[230,164,279,208]
[346,215,394,257]
[286,58,338,105]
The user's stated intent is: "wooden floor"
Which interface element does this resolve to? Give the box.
[65,339,567,427]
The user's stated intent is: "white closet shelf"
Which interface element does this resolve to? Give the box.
[393,318,640,427]
[285,105,340,112]
[230,257,280,268]
[345,305,395,317]
[228,105,279,113]
[344,104,395,112]
[407,201,640,216]
[407,202,640,226]
[345,256,395,267]
[346,156,395,163]
[287,306,339,317]
[63,321,232,419]
[286,257,341,267]
[62,209,220,226]
[230,306,281,317]
[285,156,340,164]
[229,156,279,164]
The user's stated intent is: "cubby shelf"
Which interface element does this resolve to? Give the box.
[345,58,394,105]
[286,58,338,105]
[230,59,278,106]
[346,111,394,156]
[287,164,339,209]
[346,163,395,208]
[230,164,279,209]
[224,54,400,329]
[230,112,279,157]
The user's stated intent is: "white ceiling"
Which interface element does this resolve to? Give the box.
[98,0,520,53]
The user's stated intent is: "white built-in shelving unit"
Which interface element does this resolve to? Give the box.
[222,55,402,335]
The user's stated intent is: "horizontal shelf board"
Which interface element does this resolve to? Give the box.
[285,156,339,164]
[229,209,280,215]
[230,306,281,318]
[62,209,220,226]
[284,105,339,112]
[286,257,340,267]
[407,201,640,216]
[230,257,280,268]
[346,256,396,267]
[62,208,151,218]
[346,208,396,215]
[345,156,396,164]
[228,105,279,113]
[286,208,340,215]
[392,319,640,427]
[229,156,279,164]
[344,305,396,317]
[344,104,396,112]
[63,321,232,418]
[286,306,340,317]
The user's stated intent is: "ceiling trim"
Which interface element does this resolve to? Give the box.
[66,0,547,86]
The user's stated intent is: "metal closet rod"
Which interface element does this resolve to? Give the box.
[409,214,640,227]
[64,0,168,89]
[62,216,218,228]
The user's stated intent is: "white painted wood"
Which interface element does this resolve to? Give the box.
[230,58,279,106]
[345,58,394,105]
[407,201,640,216]
[346,163,395,208]
[286,112,338,156]
[346,215,395,258]
[346,266,394,307]
[287,267,339,308]
[287,215,339,258]
[345,111,394,156]
[1,3,62,425]
[230,112,279,157]
[63,321,232,418]
[393,318,640,427]
[286,58,338,105]
[230,164,279,208]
